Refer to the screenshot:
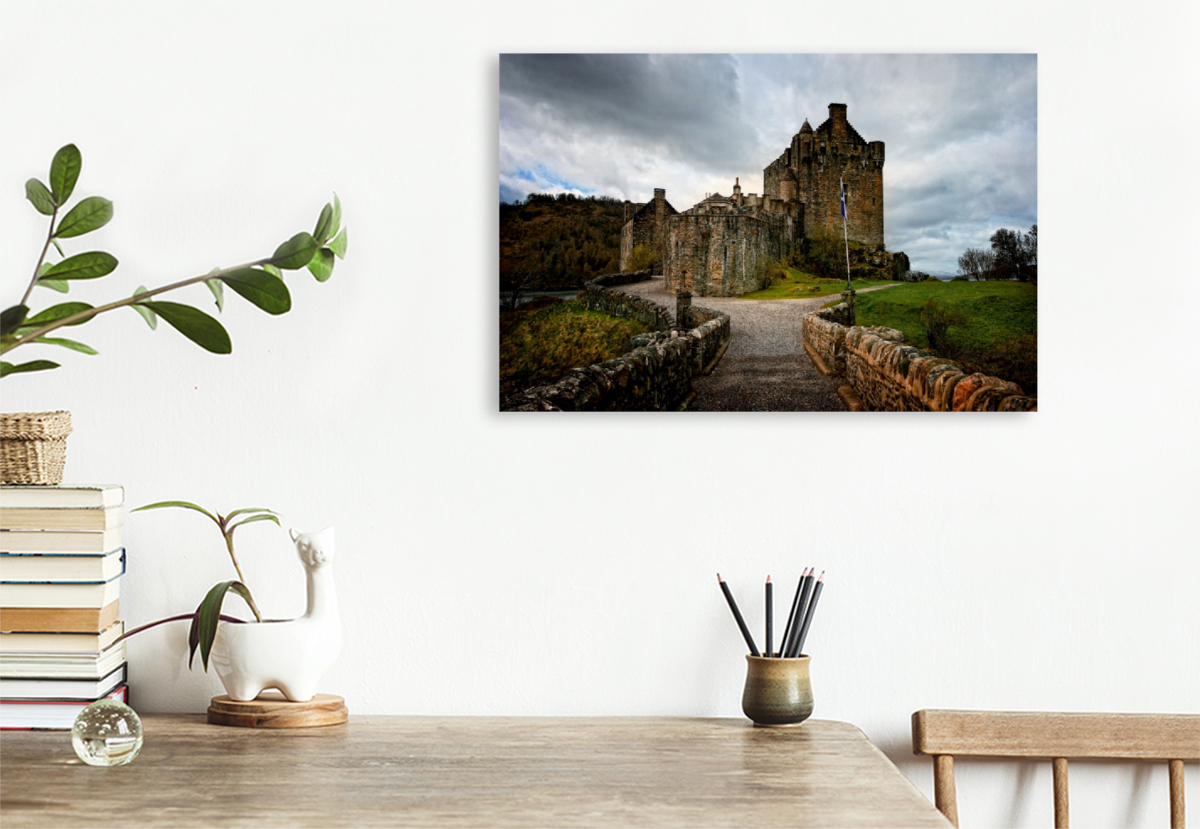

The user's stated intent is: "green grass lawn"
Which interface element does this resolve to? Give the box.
[851,280,1037,393]
[500,299,650,395]
[742,267,893,300]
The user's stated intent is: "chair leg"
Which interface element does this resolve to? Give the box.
[1053,757,1069,829]
[933,754,959,827]
[1169,759,1185,829]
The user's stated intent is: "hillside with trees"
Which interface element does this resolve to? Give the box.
[499,194,625,294]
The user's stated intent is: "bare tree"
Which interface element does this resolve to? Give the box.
[957,247,996,281]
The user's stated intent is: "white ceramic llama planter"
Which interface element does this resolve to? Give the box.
[210,527,341,702]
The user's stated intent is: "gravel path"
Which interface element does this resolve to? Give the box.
[621,277,895,411]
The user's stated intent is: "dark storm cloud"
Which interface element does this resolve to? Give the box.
[499,53,1037,275]
[501,54,752,169]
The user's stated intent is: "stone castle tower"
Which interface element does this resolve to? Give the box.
[763,103,884,246]
[619,188,677,276]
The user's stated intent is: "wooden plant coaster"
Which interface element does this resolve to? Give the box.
[207,691,348,728]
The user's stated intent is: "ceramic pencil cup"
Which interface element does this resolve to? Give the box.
[741,655,813,727]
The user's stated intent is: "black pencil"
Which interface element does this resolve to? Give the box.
[786,568,816,657]
[779,567,809,656]
[765,576,773,658]
[784,568,814,658]
[793,571,824,657]
[717,573,759,656]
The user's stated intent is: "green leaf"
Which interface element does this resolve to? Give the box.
[188,613,202,669]
[307,247,335,282]
[33,336,97,355]
[329,226,348,260]
[131,287,157,329]
[139,301,232,354]
[23,302,95,328]
[313,203,334,245]
[41,251,118,281]
[330,194,342,238]
[228,513,282,534]
[220,267,291,315]
[193,580,260,671]
[1,359,60,377]
[55,196,113,238]
[49,144,82,204]
[1,306,29,337]
[262,262,282,280]
[206,278,225,312]
[224,507,280,521]
[37,279,70,293]
[25,178,55,215]
[132,500,220,523]
[269,231,318,270]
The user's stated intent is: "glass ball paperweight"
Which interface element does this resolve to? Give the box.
[72,699,143,766]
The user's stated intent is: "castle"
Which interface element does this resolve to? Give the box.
[619,103,885,296]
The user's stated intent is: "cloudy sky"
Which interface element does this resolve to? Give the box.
[499,54,1036,276]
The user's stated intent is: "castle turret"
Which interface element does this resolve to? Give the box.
[869,140,885,168]
[733,177,742,207]
[779,170,797,203]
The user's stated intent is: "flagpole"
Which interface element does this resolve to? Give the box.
[841,177,851,290]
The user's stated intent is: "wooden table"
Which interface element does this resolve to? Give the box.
[0,716,951,828]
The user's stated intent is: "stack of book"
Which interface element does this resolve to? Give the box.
[0,484,129,730]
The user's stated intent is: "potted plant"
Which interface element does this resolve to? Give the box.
[117,501,341,704]
[1,143,347,483]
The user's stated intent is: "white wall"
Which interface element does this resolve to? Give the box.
[2,3,1196,827]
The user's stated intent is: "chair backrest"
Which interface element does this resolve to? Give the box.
[911,710,1199,828]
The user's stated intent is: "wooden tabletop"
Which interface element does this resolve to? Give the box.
[1,716,951,828]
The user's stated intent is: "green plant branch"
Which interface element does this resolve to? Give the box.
[2,255,274,355]
[112,612,247,647]
[222,524,250,591]
[131,501,275,625]
[21,207,60,307]
[7,145,344,379]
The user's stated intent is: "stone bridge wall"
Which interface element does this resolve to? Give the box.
[682,309,730,376]
[504,272,731,411]
[802,308,1036,412]
[581,271,674,331]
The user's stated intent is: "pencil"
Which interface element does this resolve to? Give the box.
[717,573,759,656]
[765,576,773,658]
[780,567,809,656]
[793,571,824,657]
[784,568,814,658]
[786,569,815,657]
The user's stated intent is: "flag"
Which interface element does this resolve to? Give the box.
[840,178,847,220]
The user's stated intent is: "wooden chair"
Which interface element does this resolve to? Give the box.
[912,710,1199,828]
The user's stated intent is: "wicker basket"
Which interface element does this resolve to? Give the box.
[0,410,73,485]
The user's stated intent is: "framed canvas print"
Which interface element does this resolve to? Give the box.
[499,54,1036,412]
